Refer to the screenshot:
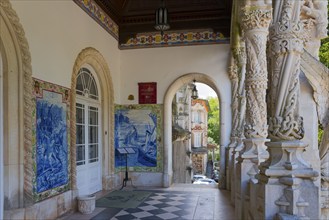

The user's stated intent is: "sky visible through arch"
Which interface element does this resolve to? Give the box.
[195,83,217,99]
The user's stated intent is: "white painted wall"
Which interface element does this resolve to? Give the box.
[120,45,231,106]
[10,1,231,147]
[11,0,121,102]
[120,44,232,148]
[10,0,232,192]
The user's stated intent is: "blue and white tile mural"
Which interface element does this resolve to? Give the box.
[36,91,68,193]
[115,105,163,171]
[32,78,70,201]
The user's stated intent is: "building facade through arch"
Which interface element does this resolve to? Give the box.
[163,72,230,188]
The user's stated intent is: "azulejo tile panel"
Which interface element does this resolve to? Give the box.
[32,78,71,202]
[114,105,163,173]
[73,0,119,40]
[120,30,230,49]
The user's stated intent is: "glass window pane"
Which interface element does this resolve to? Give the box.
[76,145,85,166]
[89,107,98,125]
[76,68,100,99]
[76,125,85,144]
[89,79,98,100]
[76,74,83,93]
[89,106,98,111]
[89,144,98,163]
[76,104,85,124]
[89,126,98,144]
[84,72,91,93]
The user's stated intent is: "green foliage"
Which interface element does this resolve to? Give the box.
[319,4,329,68]
[320,38,329,68]
[317,4,328,148]
[319,124,324,148]
[207,97,220,146]
[214,148,220,161]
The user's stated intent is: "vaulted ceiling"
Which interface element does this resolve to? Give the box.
[94,0,232,44]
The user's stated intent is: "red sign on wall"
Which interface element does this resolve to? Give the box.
[138,82,157,104]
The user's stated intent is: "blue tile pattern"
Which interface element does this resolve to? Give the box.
[36,91,68,193]
[115,109,157,167]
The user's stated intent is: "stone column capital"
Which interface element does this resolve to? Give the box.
[241,6,272,32]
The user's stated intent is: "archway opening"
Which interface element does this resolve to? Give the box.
[163,73,227,188]
[171,82,220,185]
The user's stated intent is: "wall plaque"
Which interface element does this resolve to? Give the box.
[138,82,157,104]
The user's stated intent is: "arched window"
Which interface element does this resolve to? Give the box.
[76,67,99,100]
[75,67,102,195]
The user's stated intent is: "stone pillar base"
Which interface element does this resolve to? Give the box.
[235,158,254,219]
[321,189,329,219]
[228,137,238,191]
[231,137,245,204]
[235,138,269,220]
[257,141,320,219]
[163,173,172,188]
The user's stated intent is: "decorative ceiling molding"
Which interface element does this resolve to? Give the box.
[73,0,119,40]
[120,29,229,49]
[74,0,231,49]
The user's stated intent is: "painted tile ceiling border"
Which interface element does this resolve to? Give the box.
[120,30,230,49]
[73,0,119,40]
[73,0,229,49]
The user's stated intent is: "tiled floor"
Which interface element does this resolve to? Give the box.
[60,184,235,220]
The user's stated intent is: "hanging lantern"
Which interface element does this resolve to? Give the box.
[191,80,198,99]
[155,0,170,35]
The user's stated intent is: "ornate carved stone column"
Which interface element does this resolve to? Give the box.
[235,3,271,219]
[228,0,247,202]
[257,1,320,219]
[228,56,239,194]
[301,0,328,59]
[229,44,247,204]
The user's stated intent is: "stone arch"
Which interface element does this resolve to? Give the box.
[0,0,33,211]
[71,47,115,192]
[163,73,229,187]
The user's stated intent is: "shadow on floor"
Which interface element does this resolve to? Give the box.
[59,184,235,220]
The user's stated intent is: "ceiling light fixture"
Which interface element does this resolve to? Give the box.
[155,0,170,36]
[191,80,198,99]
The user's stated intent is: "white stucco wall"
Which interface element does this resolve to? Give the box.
[120,45,231,105]
[8,0,232,199]
[120,44,232,146]
[10,1,232,148]
[120,45,232,187]
[11,0,121,102]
